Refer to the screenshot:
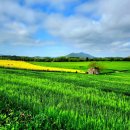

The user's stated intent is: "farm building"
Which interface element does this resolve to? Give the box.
[87,67,100,74]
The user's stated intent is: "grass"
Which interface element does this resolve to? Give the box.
[31,61,130,74]
[0,61,130,129]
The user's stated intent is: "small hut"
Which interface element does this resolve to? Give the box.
[87,67,100,75]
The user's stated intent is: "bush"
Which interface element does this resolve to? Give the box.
[88,62,104,70]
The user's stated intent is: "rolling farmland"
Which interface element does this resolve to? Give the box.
[1,0,130,129]
[0,60,130,129]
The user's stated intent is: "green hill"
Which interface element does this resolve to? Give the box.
[66,52,94,58]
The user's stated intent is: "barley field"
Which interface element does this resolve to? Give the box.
[0,60,130,130]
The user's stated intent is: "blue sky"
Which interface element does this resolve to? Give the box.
[0,0,130,57]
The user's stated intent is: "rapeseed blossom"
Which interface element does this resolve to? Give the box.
[0,60,84,73]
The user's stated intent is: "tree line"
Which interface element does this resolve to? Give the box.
[0,55,130,62]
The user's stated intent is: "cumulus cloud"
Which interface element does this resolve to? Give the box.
[0,0,54,46]
[43,0,130,54]
[0,0,45,24]
[0,0,130,56]
[0,22,33,45]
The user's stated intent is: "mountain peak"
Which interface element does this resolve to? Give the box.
[66,52,94,58]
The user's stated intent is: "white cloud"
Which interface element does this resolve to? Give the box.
[0,0,46,24]
[0,0,54,46]
[43,0,130,55]
[0,0,130,56]
[0,21,55,46]
[75,1,99,14]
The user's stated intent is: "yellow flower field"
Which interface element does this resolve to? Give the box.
[0,60,84,73]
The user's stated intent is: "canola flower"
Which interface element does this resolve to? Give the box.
[0,60,84,73]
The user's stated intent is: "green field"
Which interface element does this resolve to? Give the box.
[31,61,130,73]
[0,61,130,130]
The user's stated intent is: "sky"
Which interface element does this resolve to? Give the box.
[0,0,130,57]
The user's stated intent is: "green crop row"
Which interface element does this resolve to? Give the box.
[0,68,130,130]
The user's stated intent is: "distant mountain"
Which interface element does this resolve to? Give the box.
[66,52,94,58]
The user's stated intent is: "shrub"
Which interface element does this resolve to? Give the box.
[88,62,104,71]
